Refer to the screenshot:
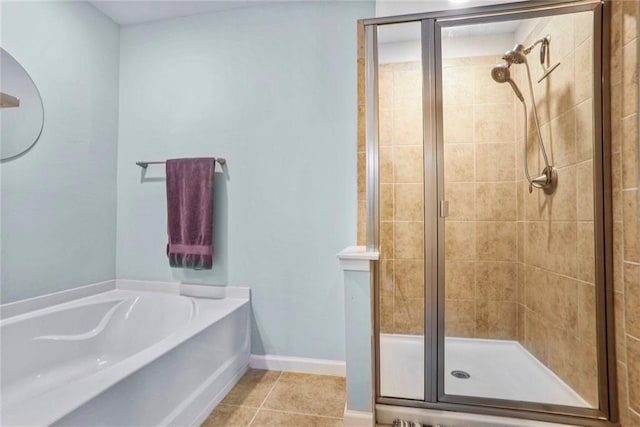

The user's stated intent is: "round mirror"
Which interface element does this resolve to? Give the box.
[1,48,44,160]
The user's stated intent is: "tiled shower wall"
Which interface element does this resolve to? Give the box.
[513,12,598,406]
[611,1,640,425]
[442,55,519,339]
[377,62,425,335]
[357,3,640,419]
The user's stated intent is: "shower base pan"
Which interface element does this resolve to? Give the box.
[379,334,590,408]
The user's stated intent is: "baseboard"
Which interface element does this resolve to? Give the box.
[343,405,374,427]
[249,354,346,377]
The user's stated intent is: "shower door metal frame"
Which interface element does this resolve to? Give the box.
[367,1,617,426]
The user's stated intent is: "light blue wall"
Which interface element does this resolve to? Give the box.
[117,1,373,360]
[344,269,373,412]
[0,1,120,303]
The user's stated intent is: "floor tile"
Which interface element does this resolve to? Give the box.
[262,372,346,417]
[250,409,343,426]
[221,369,281,407]
[201,404,257,427]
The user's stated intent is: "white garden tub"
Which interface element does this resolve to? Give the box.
[1,284,250,426]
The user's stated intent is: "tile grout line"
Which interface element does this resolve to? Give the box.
[247,370,283,426]
[252,407,344,420]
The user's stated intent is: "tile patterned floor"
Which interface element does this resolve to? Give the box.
[201,369,346,426]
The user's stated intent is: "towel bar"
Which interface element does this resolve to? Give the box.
[136,158,226,169]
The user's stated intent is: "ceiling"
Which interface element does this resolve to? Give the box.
[90,0,527,27]
[89,1,281,25]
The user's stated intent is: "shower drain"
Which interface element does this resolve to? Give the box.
[451,370,471,379]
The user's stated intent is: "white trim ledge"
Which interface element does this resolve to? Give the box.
[0,280,116,320]
[344,405,374,427]
[249,354,346,377]
[337,246,379,272]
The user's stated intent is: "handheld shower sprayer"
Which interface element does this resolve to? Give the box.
[491,37,559,194]
[490,64,524,102]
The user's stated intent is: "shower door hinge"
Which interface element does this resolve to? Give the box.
[439,200,449,218]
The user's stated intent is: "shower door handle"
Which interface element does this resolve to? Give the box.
[440,200,449,218]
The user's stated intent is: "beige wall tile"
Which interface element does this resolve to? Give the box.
[574,37,593,105]
[445,221,476,261]
[622,0,639,45]
[548,13,575,62]
[380,260,394,332]
[621,114,639,190]
[574,11,593,48]
[395,259,424,299]
[445,299,475,337]
[623,190,639,263]
[615,290,627,365]
[574,98,594,162]
[444,144,475,182]
[393,108,422,145]
[549,52,575,118]
[476,300,517,339]
[379,109,393,146]
[395,221,424,260]
[476,143,515,181]
[576,160,594,221]
[394,146,423,183]
[381,183,394,221]
[357,199,366,246]
[380,146,394,184]
[380,222,394,260]
[524,309,549,364]
[622,39,638,117]
[357,152,366,200]
[476,262,517,301]
[474,104,515,142]
[628,336,640,414]
[577,282,597,343]
[446,183,475,221]
[549,109,576,168]
[395,183,424,221]
[476,182,517,221]
[625,263,640,339]
[614,221,625,292]
[477,221,517,262]
[379,70,394,109]
[549,165,577,221]
[611,2,623,86]
[443,66,474,106]
[394,296,424,334]
[577,222,595,284]
[394,69,421,106]
[474,64,512,104]
[444,104,474,143]
[445,261,475,300]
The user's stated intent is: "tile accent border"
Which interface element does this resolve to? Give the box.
[249,354,346,377]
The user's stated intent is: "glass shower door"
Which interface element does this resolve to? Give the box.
[437,7,602,412]
[374,20,427,402]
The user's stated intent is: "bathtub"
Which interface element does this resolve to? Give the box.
[1,284,250,426]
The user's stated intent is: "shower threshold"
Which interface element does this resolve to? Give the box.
[379,334,590,408]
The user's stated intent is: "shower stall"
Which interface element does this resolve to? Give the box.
[360,1,616,425]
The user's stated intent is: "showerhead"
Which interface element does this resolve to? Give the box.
[491,63,525,102]
[503,44,527,65]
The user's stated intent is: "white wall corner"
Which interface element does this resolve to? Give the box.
[337,246,379,272]
[343,405,375,427]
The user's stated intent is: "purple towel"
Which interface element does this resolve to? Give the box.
[166,158,216,270]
